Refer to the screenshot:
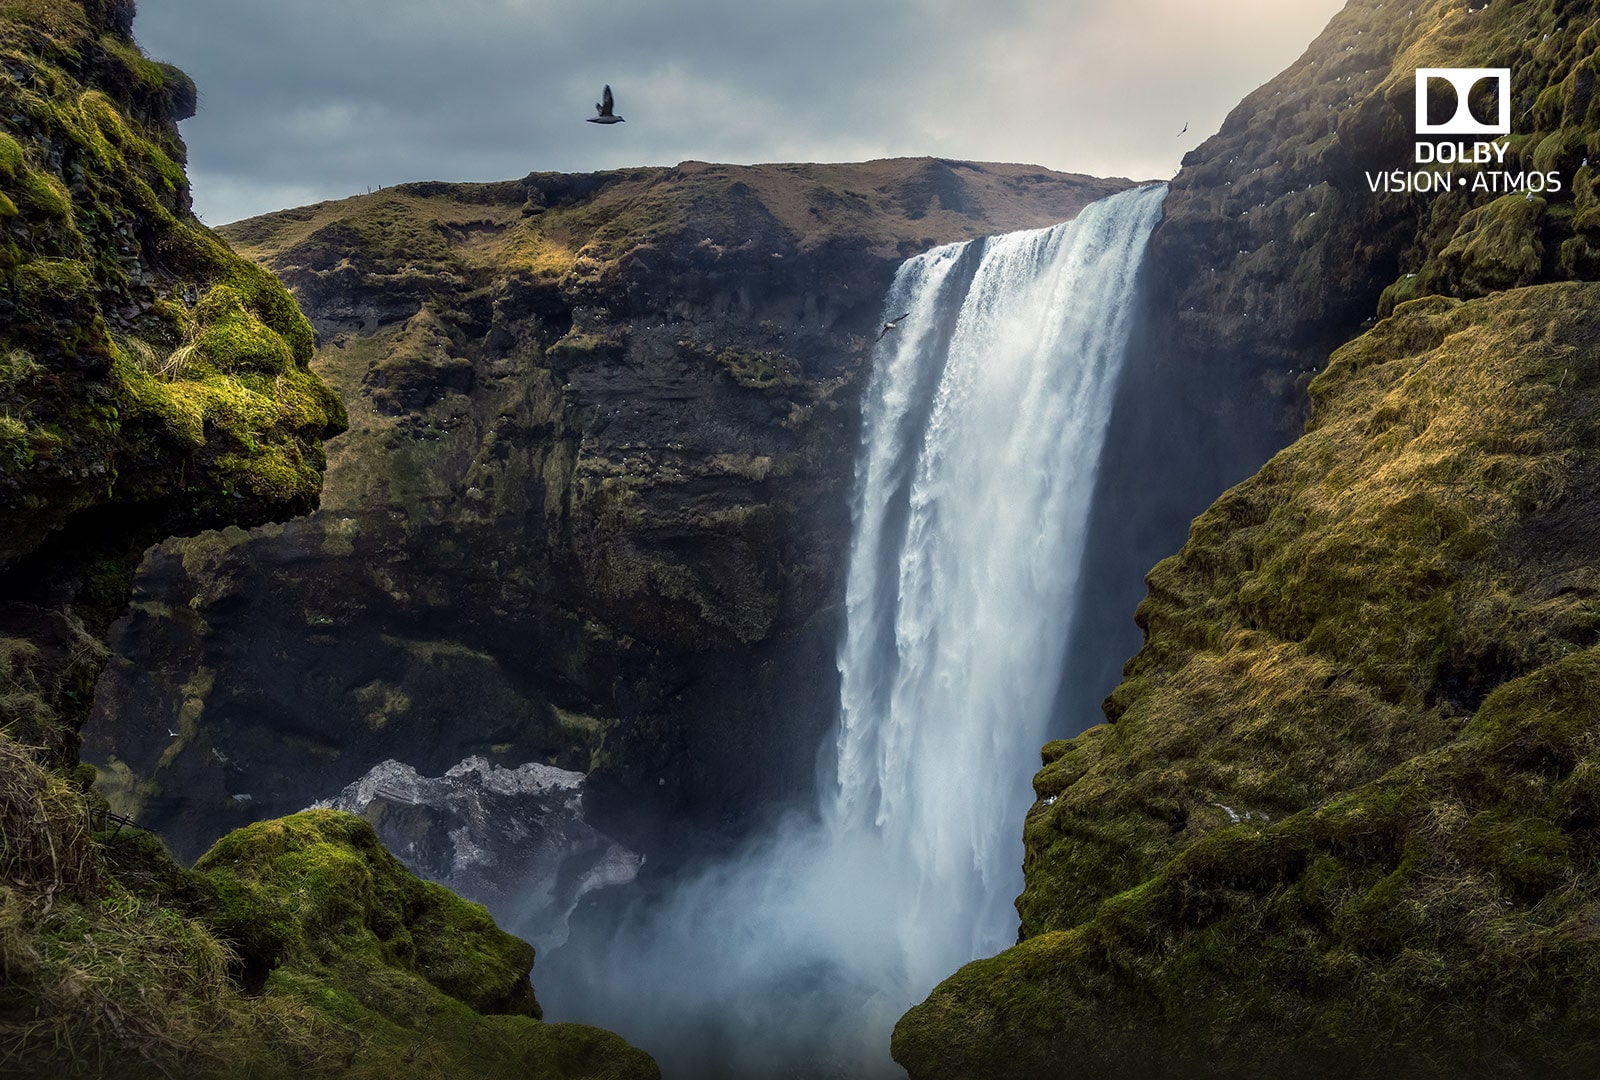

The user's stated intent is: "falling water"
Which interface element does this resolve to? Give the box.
[542,182,1168,1078]
[828,181,1169,990]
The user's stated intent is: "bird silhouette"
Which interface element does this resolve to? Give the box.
[876,312,912,342]
[587,85,625,125]
[1178,121,1189,136]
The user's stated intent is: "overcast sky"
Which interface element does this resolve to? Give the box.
[132,0,1346,225]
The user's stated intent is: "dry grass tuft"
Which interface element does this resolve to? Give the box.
[118,333,200,383]
[0,738,96,903]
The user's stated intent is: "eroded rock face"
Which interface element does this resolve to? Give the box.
[82,158,1132,862]
[313,756,641,951]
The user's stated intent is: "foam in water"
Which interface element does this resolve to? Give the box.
[541,182,1168,1078]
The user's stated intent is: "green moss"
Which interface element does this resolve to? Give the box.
[1429,195,1546,297]
[191,284,295,373]
[14,254,92,300]
[0,0,343,640]
[17,167,74,223]
[0,732,658,1080]
[0,131,24,180]
[194,811,539,1015]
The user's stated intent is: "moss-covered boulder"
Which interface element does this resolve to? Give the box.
[186,810,658,1080]
[0,742,659,1079]
[193,810,542,1018]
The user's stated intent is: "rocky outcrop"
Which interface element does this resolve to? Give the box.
[0,0,344,766]
[896,2,1600,1077]
[81,158,1132,862]
[313,756,642,951]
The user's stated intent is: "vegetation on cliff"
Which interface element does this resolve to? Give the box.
[0,0,344,765]
[0,4,653,1076]
[896,1,1600,1076]
[1,743,657,1079]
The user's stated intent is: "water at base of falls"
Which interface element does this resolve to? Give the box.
[540,182,1169,1079]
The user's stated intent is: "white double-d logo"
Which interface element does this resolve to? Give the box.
[1415,68,1511,136]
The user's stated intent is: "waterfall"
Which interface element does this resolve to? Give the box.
[829,181,1169,989]
[541,182,1168,1079]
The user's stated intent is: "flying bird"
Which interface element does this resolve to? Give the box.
[1178,121,1189,136]
[587,85,625,125]
[876,312,912,342]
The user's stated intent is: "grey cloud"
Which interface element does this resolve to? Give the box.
[133,0,1342,224]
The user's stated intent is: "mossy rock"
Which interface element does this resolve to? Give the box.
[895,282,1600,1078]
[0,752,660,1080]
[193,810,539,1017]
[0,0,346,761]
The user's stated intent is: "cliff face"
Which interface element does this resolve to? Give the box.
[0,0,344,767]
[1064,0,1600,730]
[896,2,1600,1077]
[79,159,1131,861]
[0,4,654,1076]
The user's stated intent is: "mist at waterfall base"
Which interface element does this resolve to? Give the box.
[538,183,1168,1078]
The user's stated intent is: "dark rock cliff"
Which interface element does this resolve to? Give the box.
[897,1,1600,1076]
[80,158,1131,863]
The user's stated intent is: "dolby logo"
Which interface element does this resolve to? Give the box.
[1367,66,1559,196]
[1415,68,1511,136]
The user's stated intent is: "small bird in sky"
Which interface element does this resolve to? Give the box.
[587,85,625,125]
[877,312,912,341]
[1178,121,1189,136]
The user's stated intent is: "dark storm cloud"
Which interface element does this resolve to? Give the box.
[132,0,1343,224]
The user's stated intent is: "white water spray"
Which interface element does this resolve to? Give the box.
[542,182,1168,1078]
